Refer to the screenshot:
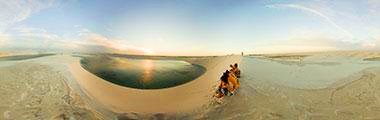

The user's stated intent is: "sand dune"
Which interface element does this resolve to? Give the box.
[3,51,380,119]
[0,54,242,119]
[69,55,242,113]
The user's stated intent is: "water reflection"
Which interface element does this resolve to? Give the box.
[142,60,154,83]
[80,56,206,89]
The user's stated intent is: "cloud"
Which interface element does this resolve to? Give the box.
[0,0,55,29]
[254,45,336,54]
[12,27,58,40]
[78,29,154,54]
[1,24,154,54]
[264,1,380,52]
[6,26,60,49]
[253,30,363,54]
[285,33,360,50]
[362,27,380,49]
[368,0,380,13]
[0,0,56,51]
[0,32,9,46]
[1,26,83,52]
[266,4,353,40]
[0,0,56,49]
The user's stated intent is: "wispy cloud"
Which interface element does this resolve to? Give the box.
[2,24,155,54]
[368,0,380,13]
[0,0,55,29]
[12,27,59,40]
[77,29,154,54]
[266,4,354,40]
[253,29,365,54]
[0,33,9,46]
[0,0,55,48]
[363,27,380,49]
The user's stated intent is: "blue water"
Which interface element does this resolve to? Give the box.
[81,55,380,119]
[80,56,206,89]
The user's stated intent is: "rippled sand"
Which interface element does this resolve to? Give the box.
[0,56,103,120]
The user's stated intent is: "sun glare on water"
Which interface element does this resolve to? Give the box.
[142,59,154,83]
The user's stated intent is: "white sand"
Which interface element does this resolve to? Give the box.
[236,51,380,119]
[4,51,380,119]
[0,56,102,120]
[68,55,242,113]
[0,54,242,119]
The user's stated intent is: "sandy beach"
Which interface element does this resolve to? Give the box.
[2,51,380,119]
[233,51,380,119]
[2,0,379,119]
[0,54,242,119]
[0,55,102,120]
[69,55,242,113]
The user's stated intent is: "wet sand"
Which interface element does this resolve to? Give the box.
[236,51,380,119]
[0,54,242,119]
[0,57,102,120]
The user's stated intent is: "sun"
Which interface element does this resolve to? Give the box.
[142,48,154,55]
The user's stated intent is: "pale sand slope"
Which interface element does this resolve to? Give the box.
[69,55,242,113]
[0,54,241,119]
[0,56,102,120]
[5,51,380,119]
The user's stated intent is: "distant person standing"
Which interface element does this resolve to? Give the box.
[241,52,244,56]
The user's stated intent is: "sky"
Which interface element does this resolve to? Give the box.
[0,0,380,56]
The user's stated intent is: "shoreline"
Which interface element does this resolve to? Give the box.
[2,51,380,119]
[68,55,242,113]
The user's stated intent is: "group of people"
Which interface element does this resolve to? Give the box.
[214,63,241,99]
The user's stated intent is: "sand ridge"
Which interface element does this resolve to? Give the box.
[3,51,380,119]
[68,55,242,113]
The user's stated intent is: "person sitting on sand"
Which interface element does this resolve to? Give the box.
[229,64,235,72]
[226,70,239,93]
[215,72,230,98]
[233,63,241,78]
[229,63,241,78]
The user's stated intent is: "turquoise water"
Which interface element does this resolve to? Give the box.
[80,56,206,89]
